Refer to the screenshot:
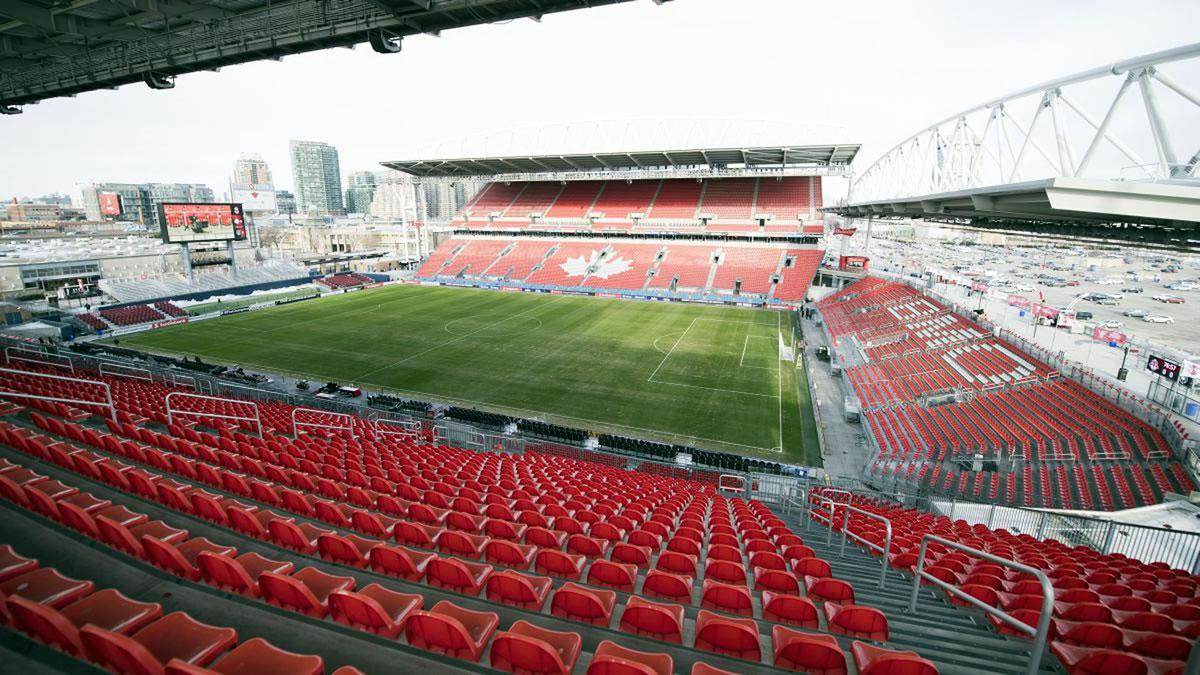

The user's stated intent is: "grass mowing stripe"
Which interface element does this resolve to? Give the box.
[118,284,819,465]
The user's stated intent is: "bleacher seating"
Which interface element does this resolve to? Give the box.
[0,353,957,674]
[99,261,310,304]
[419,235,821,301]
[99,304,166,327]
[316,273,374,290]
[453,176,822,234]
[76,313,109,332]
[832,489,1198,675]
[154,301,187,318]
[820,277,1192,510]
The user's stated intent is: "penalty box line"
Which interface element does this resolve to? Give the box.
[648,317,782,400]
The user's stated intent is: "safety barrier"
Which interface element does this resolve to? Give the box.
[839,504,893,589]
[0,367,115,421]
[165,392,262,436]
[292,407,356,439]
[909,534,1053,675]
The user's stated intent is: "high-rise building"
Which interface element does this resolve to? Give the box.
[289,140,344,215]
[276,191,297,216]
[80,182,214,228]
[232,154,273,186]
[369,171,420,223]
[423,179,485,224]
[344,171,381,215]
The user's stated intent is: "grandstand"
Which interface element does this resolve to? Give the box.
[816,276,1195,511]
[99,260,310,304]
[393,144,844,305]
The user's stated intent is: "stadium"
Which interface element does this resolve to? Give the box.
[1,2,1200,675]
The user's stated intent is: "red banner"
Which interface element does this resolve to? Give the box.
[832,227,857,236]
[1092,326,1127,345]
[971,281,989,293]
[1007,294,1031,309]
[152,317,189,330]
[1033,304,1059,319]
[838,255,869,271]
[99,192,122,216]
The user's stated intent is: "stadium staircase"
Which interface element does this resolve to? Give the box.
[785,512,1055,675]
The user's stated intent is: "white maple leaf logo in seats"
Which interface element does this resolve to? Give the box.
[560,250,633,279]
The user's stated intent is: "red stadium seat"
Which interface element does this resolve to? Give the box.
[550,583,616,626]
[643,569,693,603]
[80,612,237,674]
[486,570,554,610]
[825,602,889,641]
[164,638,323,675]
[694,610,761,660]
[7,589,162,656]
[587,559,637,592]
[258,567,355,618]
[329,583,422,638]
[700,578,754,616]
[535,549,586,581]
[489,620,582,675]
[425,557,492,595]
[484,539,537,568]
[762,590,820,628]
[619,596,685,644]
[405,600,499,661]
[772,625,847,675]
[805,575,855,604]
[369,544,434,581]
[1050,642,1150,675]
[1,567,94,608]
[585,640,673,675]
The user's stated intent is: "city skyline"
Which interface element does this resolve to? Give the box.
[2,1,1197,202]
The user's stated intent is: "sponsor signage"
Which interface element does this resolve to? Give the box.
[1146,354,1181,381]
[1182,360,1200,380]
[1092,326,1127,345]
[275,294,320,306]
[838,255,869,271]
[228,183,277,212]
[151,317,188,330]
[220,307,251,316]
[970,281,989,293]
[1032,304,1059,319]
[1007,294,1031,309]
[159,203,247,243]
[98,192,123,216]
[832,227,857,236]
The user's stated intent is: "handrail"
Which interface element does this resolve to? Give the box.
[809,494,847,545]
[165,391,262,436]
[292,407,356,440]
[0,367,116,421]
[909,534,1053,675]
[840,504,893,589]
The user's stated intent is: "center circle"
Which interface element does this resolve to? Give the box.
[444,315,544,338]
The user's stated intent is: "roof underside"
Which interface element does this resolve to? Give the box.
[382,144,861,177]
[0,0,631,107]
[826,178,1200,251]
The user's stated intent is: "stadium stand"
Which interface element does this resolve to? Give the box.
[418,235,821,302]
[453,177,821,234]
[99,261,310,304]
[99,304,166,327]
[317,273,375,290]
[817,277,1193,510]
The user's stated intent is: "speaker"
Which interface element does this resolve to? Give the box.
[368,29,402,54]
[143,72,175,90]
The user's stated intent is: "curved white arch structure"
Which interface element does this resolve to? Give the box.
[846,43,1200,206]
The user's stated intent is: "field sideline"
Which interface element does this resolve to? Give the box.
[119,284,820,465]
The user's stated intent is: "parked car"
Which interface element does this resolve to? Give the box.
[1153,294,1185,304]
[1075,311,1094,320]
[1099,320,1123,329]
[1094,297,1120,306]
[1144,315,1175,323]
[1065,280,1079,286]
[1122,287,1144,293]
[1123,308,1149,318]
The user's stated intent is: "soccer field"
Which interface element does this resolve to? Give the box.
[119,284,820,465]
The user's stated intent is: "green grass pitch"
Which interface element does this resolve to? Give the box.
[119,284,821,465]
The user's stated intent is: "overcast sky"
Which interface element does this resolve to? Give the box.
[2,0,1198,202]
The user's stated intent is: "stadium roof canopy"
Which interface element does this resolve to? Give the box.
[825,177,1200,251]
[382,144,860,180]
[0,0,632,110]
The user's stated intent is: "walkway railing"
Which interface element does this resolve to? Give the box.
[839,504,893,589]
[909,534,1054,675]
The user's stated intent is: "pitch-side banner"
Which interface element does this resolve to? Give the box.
[229,184,277,212]
[1007,294,1031,309]
[1032,304,1059,319]
[1092,326,1127,345]
[1182,360,1200,380]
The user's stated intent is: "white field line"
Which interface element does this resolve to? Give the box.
[739,334,751,367]
[646,317,697,383]
[738,335,777,370]
[777,312,784,451]
[354,298,561,380]
[648,379,778,399]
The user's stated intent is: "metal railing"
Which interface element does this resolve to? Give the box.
[165,392,262,436]
[909,535,1054,675]
[839,504,893,589]
[0,367,116,421]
